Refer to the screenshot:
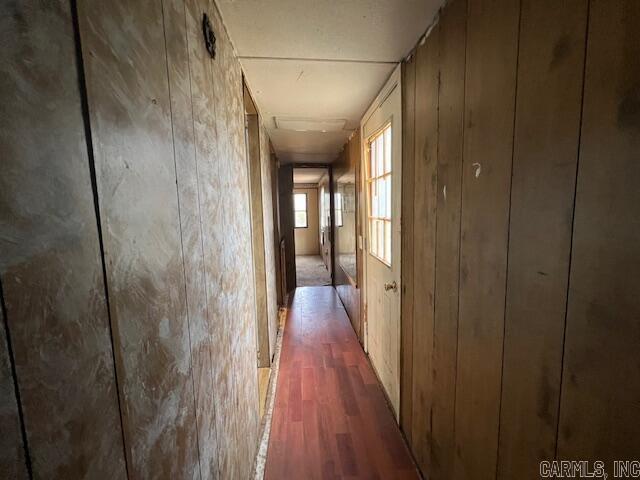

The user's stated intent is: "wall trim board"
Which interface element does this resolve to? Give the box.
[400,56,417,441]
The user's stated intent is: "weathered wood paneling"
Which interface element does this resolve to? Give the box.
[78,0,200,475]
[430,1,466,478]
[162,0,218,476]
[2,0,265,477]
[0,1,127,477]
[453,0,520,478]
[557,0,640,467]
[183,0,229,476]
[247,113,270,368]
[410,25,439,474]
[400,56,416,440]
[207,6,260,477]
[402,0,640,478]
[260,123,279,359]
[0,304,28,479]
[497,0,588,477]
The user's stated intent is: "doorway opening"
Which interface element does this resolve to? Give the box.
[243,80,272,420]
[293,167,332,287]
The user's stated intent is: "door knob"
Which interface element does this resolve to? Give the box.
[384,281,398,292]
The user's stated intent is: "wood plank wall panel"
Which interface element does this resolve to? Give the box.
[557,0,640,467]
[260,123,279,358]
[207,6,260,477]
[0,1,128,477]
[453,0,520,477]
[270,149,285,307]
[0,307,27,479]
[2,0,265,477]
[410,25,439,474]
[430,1,466,478]
[497,1,588,477]
[183,0,230,475]
[78,0,200,476]
[400,57,416,440]
[402,0,640,478]
[161,0,218,476]
[247,113,270,368]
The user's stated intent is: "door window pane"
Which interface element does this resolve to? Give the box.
[366,124,392,265]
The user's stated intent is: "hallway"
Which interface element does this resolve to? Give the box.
[2,0,639,478]
[264,287,418,479]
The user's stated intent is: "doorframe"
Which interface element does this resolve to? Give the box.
[359,64,402,386]
[291,163,335,288]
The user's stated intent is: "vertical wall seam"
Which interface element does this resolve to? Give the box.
[257,127,272,363]
[202,8,228,474]
[553,0,591,460]
[452,0,471,464]
[159,1,203,478]
[495,0,523,477]
[451,0,468,466]
[430,21,441,467]
[0,278,33,478]
[182,0,221,475]
[68,1,130,476]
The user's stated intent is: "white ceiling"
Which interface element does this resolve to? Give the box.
[218,0,443,163]
[293,168,327,185]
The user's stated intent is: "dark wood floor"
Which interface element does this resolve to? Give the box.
[265,286,419,479]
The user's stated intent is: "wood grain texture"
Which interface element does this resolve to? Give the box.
[402,1,640,478]
[400,56,416,441]
[247,113,271,368]
[497,0,588,477]
[208,5,260,477]
[260,122,280,360]
[0,1,128,477]
[265,287,419,479]
[183,1,238,476]
[411,25,439,474]
[78,0,200,475]
[430,1,466,478]
[162,0,219,476]
[0,304,28,479]
[453,0,520,478]
[557,0,640,467]
[182,0,226,476]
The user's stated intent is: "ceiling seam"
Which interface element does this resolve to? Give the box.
[238,55,398,65]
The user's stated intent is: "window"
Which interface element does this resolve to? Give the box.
[335,192,343,227]
[320,187,326,229]
[293,193,308,228]
[367,124,392,265]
